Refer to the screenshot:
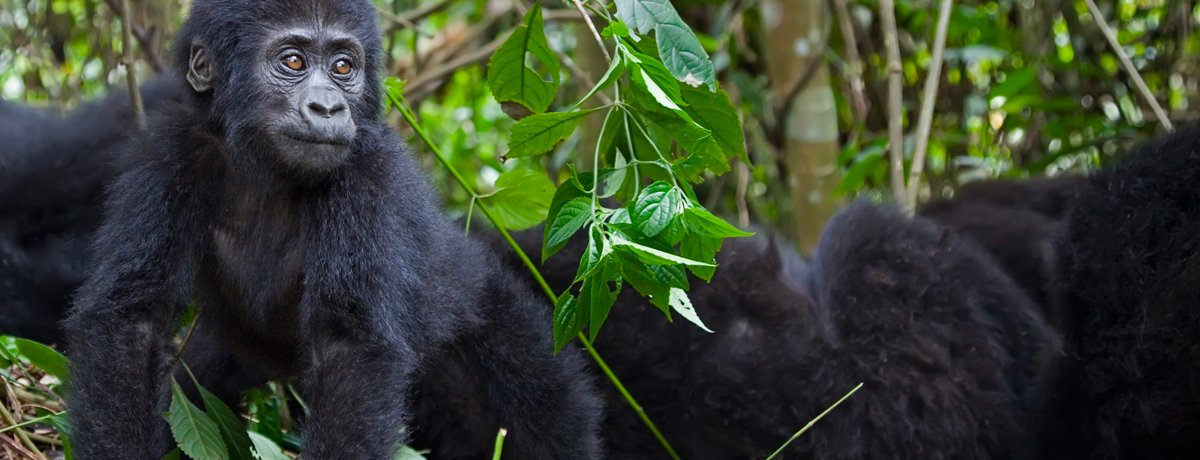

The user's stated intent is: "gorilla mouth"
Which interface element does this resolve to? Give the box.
[282,132,353,147]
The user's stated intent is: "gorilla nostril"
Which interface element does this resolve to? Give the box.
[307,101,332,118]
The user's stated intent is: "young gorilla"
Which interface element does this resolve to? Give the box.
[63,1,600,459]
[486,202,1057,459]
[919,176,1084,313]
[1037,127,1200,459]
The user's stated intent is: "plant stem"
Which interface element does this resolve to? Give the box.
[391,95,682,460]
[904,0,954,213]
[764,383,863,460]
[120,0,145,130]
[878,0,908,207]
[1082,0,1174,132]
[0,389,44,459]
[573,0,611,63]
[491,428,507,460]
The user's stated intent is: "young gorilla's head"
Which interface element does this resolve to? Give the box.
[172,0,385,173]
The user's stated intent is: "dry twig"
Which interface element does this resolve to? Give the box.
[1082,0,1174,132]
[904,0,954,212]
[878,0,908,206]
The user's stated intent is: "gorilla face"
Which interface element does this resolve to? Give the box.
[186,26,366,173]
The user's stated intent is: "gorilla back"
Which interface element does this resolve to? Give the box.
[63,1,600,459]
[1039,126,1200,459]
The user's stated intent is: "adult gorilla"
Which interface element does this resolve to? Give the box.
[0,78,180,345]
[920,176,1084,314]
[1038,126,1200,458]
[63,1,600,459]
[485,202,1057,459]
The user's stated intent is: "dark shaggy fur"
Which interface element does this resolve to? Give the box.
[61,1,600,459]
[0,78,181,345]
[1036,127,1200,459]
[920,176,1084,312]
[485,202,1057,459]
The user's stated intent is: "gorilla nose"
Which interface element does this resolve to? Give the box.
[305,90,348,118]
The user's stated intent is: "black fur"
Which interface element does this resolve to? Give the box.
[920,176,1084,312]
[1037,127,1200,459]
[61,1,599,459]
[0,78,181,345]
[486,202,1057,459]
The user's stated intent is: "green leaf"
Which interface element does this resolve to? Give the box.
[384,77,407,101]
[626,92,727,180]
[619,254,684,315]
[668,288,713,332]
[680,85,746,161]
[49,413,74,460]
[614,0,716,90]
[198,386,255,460]
[247,432,288,460]
[506,109,602,159]
[486,2,561,114]
[162,449,181,460]
[543,197,593,260]
[164,378,229,460]
[489,169,555,230]
[680,233,722,282]
[395,445,429,460]
[611,235,714,267]
[626,50,686,109]
[683,207,753,238]
[575,227,610,282]
[835,150,884,196]
[570,54,624,110]
[552,293,585,353]
[602,21,631,38]
[15,339,68,382]
[580,261,622,340]
[631,181,683,237]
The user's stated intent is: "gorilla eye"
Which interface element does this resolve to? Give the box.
[333,59,353,75]
[282,55,305,71]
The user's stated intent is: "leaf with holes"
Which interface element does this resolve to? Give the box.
[507,109,602,159]
[164,377,229,460]
[614,0,715,90]
[668,288,712,332]
[486,2,561,114]
[247,432,288,460]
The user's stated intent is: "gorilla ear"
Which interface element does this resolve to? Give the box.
[187,42,214,93]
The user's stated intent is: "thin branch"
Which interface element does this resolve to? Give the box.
[559,51,615,105]
[878,0,908,206]
[1082,0,1174,132]
[378,0,454,32]
[405,34,506,101]
[543,8,597,21]
[0,382,43,460]
[573,0,612,63]
[173,313,201,362]
[120,0,145,130]
[830,0,869,125]
[904,0,954,213]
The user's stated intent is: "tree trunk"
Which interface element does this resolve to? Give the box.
[762,0,842,255]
